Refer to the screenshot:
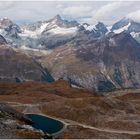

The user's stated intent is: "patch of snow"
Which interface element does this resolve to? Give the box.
[106,26,112,33]
[48,26,77,35]
[84,24,96,31]
[130,32,140,38]
[20,23,49,38]
[19,29,37,38]
[20,45,52,55]
[20,22,77,38]
[71,84,82,89]
[99,61,106,75]
[109,38,116,46]
[0,29,6,36]
[37,23,49,34]
[113,22,131,34]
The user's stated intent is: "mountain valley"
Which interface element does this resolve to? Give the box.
[0,9,140,139]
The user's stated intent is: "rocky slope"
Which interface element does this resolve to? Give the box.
[1,15,140,91]
[40,32,140,91]
[0,81,140,138]
[0,103,43,139]
[0,43,54,82]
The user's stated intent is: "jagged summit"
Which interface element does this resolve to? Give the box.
[52,14,62,21]
[48,14,63,23]
[0,18,13,28]
[111,17,133,31]
[47,14,79,28]
[111,17,140,39]
[95,22,108,34]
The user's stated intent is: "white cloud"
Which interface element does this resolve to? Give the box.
[0,1,15,10]
[0,1,139,25]
[62,6,92,17]
[92,2,123,18]
[91,1,135,24]
[127,10,140,22]
[56,4,64,9]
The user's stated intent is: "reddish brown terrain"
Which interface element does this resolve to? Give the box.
[0,80,140,138]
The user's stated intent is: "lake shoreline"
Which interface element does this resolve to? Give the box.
[25,113,66,137]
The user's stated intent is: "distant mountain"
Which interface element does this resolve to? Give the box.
[0,18,22,47]
[22,14,79,31]
[0,15,140,91]
[0,18,21,38]
[111,18,140,33]
[0,16,140,50]
[82,22,108,37]
[95,22,108,35]
[16,15,79,49]
[111,18,140,43]
[0,15,109,50]
[46,14,79,28]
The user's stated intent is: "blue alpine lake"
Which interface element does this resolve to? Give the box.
[26,114,64,135]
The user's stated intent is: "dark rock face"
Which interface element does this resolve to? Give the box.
[97,80,115,92]
[95,22,108,35]
[0,35,7,45]
[39,34,75,49]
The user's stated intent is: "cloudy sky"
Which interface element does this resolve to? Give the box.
[0,1,140,25]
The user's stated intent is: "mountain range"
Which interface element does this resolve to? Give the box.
[1,15,140,91]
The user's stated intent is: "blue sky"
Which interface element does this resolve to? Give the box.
[0,1,140,25]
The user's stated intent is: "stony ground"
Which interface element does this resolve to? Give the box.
[0,80,140,138]
[0,103,43,139]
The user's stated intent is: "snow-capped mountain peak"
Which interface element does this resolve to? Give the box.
[83,23,96,31]
[20,15,79,39]
[111,17,133,31]
[0,18,13,29]
[110,17,140,43]
[47,14,79,28]
[1,15,140,50]
[49,14,62,23]
[113,22,131,34]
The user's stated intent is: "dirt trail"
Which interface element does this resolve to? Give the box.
[8,101,140,136]
[64,119,140,135]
